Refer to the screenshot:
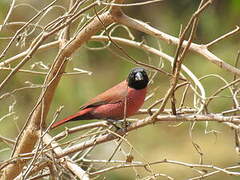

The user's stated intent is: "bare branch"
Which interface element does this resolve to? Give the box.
[116,13,240,76]
[53,113,240,158]
[206,26,240,47]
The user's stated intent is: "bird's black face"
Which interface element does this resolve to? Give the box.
[127,67,149,90]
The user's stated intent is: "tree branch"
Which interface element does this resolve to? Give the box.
[116,13,240,76]
[53,113,240,158]
[1,2,121,179]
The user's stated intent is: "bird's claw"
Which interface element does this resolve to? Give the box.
[106,119,131,132]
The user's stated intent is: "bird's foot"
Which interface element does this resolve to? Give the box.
[106,119,121,130]
[106,119,131,132]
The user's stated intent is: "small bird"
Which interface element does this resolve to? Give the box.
[51,67,149,129]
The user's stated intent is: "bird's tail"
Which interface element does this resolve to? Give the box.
[51,108,93,129]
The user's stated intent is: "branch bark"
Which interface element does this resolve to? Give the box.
[43,133,90,179]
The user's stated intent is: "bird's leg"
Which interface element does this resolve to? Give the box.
[124,120,130,132]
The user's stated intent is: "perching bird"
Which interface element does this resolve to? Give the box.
[51,67,149,129]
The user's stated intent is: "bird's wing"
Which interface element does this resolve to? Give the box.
[80,80,128,110]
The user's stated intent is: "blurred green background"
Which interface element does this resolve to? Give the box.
[0,0,240,179]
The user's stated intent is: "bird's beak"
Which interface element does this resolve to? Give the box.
[135,72,143,81]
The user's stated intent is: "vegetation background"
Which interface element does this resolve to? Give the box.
[0,0,240,179]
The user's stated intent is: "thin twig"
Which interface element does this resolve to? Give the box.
[0,0,16,31]
[206,26,240,47]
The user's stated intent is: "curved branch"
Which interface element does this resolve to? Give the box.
[90,35,206,111]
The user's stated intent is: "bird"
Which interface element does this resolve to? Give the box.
[51,67,149,129]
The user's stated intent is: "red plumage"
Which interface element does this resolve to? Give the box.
[51,68,149,129]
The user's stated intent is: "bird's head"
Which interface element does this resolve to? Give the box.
[127,67,149,90]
